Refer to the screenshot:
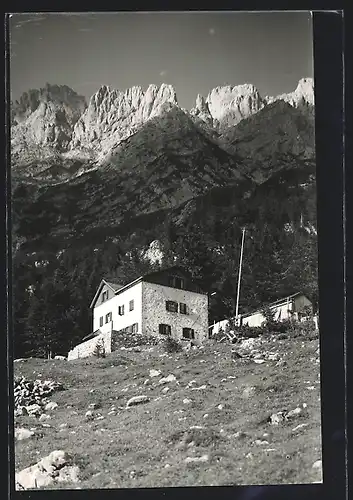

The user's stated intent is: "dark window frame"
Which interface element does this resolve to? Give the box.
[105,312,112,324]
[180,303,188,315]
[168,276,186,290]
[182,327,195,340]
[129,300,134,312]
[118,305,125,316]
[166,300,178,313]
[99,316,103,327]
[159,323,171,335]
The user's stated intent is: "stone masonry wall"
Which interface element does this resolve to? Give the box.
[142,281,209,344]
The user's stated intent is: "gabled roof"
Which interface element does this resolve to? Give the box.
[89,279,124,309]
[90,266,205,309]
[242,291,311,319]
[105,281,124,292]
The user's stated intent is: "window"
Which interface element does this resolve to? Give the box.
[102,290,109,303]
[118,305,125,316]
[129,300,134,312]
[180,303,188,315]
[182,328,195,340]
[168,276,185,289]
[132,323,138,333]
[166,300,178,313]
[159,324,171,335]
[99,316,103,327]
[105,312,112,324]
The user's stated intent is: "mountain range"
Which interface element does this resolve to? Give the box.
[11,78,314,182]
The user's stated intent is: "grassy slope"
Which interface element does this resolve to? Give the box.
[14,334,322,489]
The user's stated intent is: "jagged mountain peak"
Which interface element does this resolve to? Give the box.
[266,77,314,107]
[12,83,87,125]
[69,82,179,158]
[204,82,265,130]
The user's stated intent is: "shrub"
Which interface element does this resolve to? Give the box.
[93,338,106,358]
[164,336,183,353]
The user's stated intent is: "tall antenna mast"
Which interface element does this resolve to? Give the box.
[235,227,246,322]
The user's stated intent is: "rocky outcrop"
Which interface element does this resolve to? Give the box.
[15,450,80,490]
[14,376,63,416]
[266,78,314,107]
[11,84,87,164]
[205,83,265,130]
[189,94,214,126]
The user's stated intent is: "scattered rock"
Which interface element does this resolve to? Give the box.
[269,412,285,425]
[59,423,68,429]
[229,431,247,439]
[183,398,192,404]
[15,428,35,441]
[292,423,309,432]
[185,454,209,464]
[85,410,94,419]
[26,404,42,416]
[14,377,63,411]
[254,439,269,445]
[54,356,66,360]
[191,385,207,391]
[126,395,150,407]
[15,406,28,417]
[88,403,100,410]
[44,401,58,411]
[254,359,266,364]
[217,404,224,410]
[285,407,303,419]
[39,414,51,422]
[203,414,209,419]
[162,387,170,394]
[159,374,176,384]
[149,369,161,378]
[242,386,256,398]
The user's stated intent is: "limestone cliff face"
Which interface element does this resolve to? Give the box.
[70,83,178,158]
[265,78,314,107]
[11,84,87,163]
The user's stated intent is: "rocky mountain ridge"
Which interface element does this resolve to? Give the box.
[11,78,314,176]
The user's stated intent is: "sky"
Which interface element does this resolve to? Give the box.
[8,11,314,110]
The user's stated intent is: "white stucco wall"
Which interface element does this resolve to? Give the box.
[93,282,143,334]
[141,281,208,343]
[67,329,112,361]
